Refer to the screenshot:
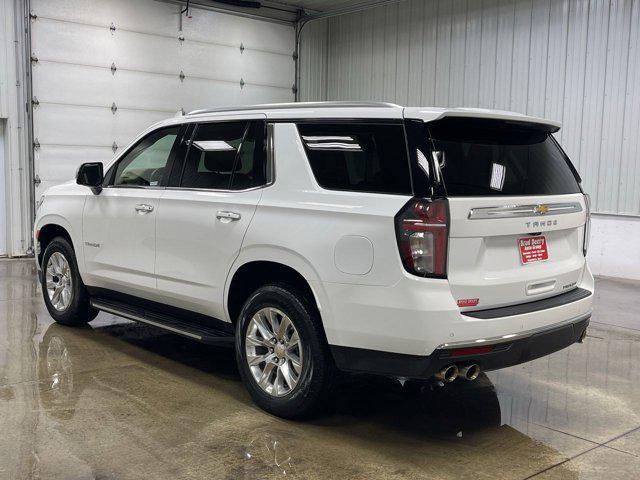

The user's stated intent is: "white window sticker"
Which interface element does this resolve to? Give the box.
[490,163,506,191]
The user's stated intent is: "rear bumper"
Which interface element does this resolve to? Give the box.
[331,312,590,379]
[322,264,594,357]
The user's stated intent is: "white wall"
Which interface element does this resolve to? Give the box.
[588,215,640,281]
[0,0,31,257]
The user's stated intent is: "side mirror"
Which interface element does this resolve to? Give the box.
[76,162,103,194]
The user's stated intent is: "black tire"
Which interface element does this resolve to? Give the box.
[235,283,334,419]
[41,236,98,326]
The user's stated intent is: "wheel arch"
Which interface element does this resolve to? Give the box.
[36,219,75,267]
[225,248,332,339]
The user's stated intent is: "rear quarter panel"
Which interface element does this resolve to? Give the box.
[235,123,411,343]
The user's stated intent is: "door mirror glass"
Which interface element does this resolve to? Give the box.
[76,162,103,193]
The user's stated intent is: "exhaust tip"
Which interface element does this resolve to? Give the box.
[459,364,481,381]
[578,329,587,343]
[435,364,459,383]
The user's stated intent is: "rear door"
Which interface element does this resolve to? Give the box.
[421,117,587,311]
[155,117,267,320]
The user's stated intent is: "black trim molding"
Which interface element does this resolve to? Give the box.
[463,288,592,319]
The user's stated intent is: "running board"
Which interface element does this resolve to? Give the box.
[90,299,234,346]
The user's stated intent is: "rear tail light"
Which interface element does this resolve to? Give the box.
[395,198,449,277]
[583,193,591,256]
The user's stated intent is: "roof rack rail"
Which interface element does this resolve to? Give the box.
[186,101,401,116]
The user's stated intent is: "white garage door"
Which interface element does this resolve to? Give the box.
[30,0,295,197]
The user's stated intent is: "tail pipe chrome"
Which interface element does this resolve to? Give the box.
[458,364,481,381]
[579,328,588,343]
[434,364,459,383]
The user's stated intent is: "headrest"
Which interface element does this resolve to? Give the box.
[203,151,240,172]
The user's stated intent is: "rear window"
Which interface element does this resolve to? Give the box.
[424,118,581,196]
[297,123,412,195]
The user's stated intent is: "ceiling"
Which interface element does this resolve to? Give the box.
[276,0,393,14]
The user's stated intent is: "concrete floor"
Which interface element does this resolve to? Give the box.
[0,259,639,479]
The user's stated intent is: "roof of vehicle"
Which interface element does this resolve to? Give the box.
[175,102,561,130]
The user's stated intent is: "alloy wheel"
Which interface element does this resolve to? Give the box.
[46,252,73,311]
[245,307,303,397]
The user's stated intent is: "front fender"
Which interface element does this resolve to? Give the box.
[35,189,87,274]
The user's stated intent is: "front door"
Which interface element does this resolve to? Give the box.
[155,118,267,320]
[82,125,181,297]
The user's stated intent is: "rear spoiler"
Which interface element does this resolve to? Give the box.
[403,107,561,133]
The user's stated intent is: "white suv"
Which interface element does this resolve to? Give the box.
[34,102,593,418]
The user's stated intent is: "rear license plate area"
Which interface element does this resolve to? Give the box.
[519,235,548,264]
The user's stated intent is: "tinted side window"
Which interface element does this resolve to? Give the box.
[230,121,266,190]
[167,123,196,187]
[297,123,412,195]
[180,122,245,189]
[102,164,115,187]
[112,127,180,187]
[178,121,266,190]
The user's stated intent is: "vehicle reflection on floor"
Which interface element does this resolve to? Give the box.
[0,259,639,479]
[31,321,572,479]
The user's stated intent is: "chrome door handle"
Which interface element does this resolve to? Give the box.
[216,211,241,221]
[135,204,154,213]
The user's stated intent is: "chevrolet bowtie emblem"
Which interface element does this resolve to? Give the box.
[534,204,549,215]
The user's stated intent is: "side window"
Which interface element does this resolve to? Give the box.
[297,123,412,195]
[112,127,180,187]
[167,123,196,187]
[179,120,266,190]
[102,164,115,187]
[230,121,266,190]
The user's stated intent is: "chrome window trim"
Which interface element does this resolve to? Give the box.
[163,184,269,194]
[102,185,166,191]
[265,122,276,187]
[468,202,583,220]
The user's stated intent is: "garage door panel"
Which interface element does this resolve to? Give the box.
[33,63,293,117]
[31,20,115,67]
[32,62,117,107]
[180,43,294,88]
[34,146,113,197]
[179,78,293,110]
[113,30,182,74]
[184,9,294,55]
[32,19,293,86]
[34,104,167,147]
[32,0,179,38]
[32,21,184,76]
[36,147,111,183]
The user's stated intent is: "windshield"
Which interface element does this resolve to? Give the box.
[420,118,581,197]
